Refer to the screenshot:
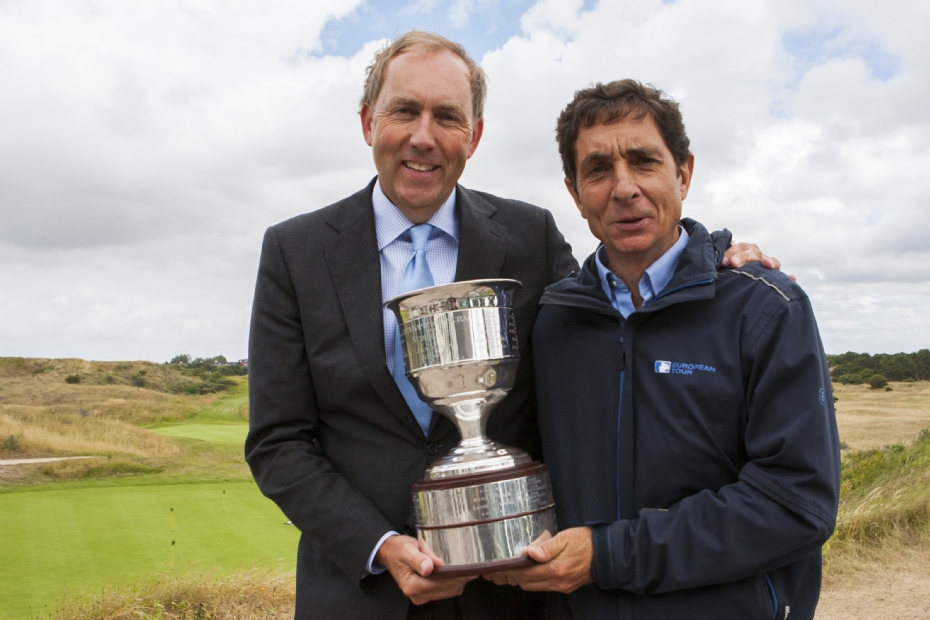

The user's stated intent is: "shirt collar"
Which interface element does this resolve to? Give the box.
[596,225,690,307]
[373,180,459,250]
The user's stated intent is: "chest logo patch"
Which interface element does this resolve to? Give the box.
[655,360,717,375]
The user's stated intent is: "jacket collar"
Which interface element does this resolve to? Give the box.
[540,218,719,316]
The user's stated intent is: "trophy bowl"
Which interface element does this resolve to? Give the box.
[386,279,557,577]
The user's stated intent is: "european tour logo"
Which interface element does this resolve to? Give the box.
[655,361,717,375]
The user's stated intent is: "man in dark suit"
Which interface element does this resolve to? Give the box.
[245,31,776,620]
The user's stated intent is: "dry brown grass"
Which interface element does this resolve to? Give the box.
[47,570,295,620]
[0,357,207,397]
[39,458,163,479]
[834,381,930,451]
[817,542,930,619]
[0,357,233,459]
[817,398,930,620]
[0,408,180,457]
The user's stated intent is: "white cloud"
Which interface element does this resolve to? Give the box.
[1,0,928,360]
[466,0,930,354]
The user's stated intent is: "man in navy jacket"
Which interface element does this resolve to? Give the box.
[486,80,841,620]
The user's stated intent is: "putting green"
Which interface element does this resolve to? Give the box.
[0,481,298,619]
[152,423,249,445]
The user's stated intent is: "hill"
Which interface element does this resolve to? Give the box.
[0,357,250,488]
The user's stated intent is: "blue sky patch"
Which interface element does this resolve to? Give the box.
[317,0,537,60]
[782,26,899,83]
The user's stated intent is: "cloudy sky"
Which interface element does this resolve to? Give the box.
[1,0,927,362]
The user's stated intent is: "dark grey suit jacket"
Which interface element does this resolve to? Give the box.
[246,179,578,620]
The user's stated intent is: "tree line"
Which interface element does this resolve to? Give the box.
[828,350,930,384]
[168,354,248,377]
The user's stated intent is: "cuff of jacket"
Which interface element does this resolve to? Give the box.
[591,524,618,589]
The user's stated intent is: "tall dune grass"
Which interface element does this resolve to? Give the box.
[0,408,179,457]
[46,570,294,620]
[825,428,930,569]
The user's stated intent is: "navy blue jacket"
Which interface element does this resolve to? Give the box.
[532,219,840,620]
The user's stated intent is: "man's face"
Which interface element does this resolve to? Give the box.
[361,49,484,223]
[566,113,694,270]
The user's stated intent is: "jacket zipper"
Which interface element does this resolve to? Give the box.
[617,336,626,521]
[765,573,778,619]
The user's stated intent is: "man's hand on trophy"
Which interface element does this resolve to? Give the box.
[482,526,594,594]
[376,534,476,604]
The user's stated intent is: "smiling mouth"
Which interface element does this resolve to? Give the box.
[404,161,439,172]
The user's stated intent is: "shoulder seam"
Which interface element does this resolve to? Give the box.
[730,269,791,302]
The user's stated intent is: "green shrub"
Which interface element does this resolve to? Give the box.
[836,373,863,384]
[885,386,893,392]
[831,429,930,548]
[64,374,81,384]
[1,435,20,451]
[869,374,888,389]
[840,431,930,496]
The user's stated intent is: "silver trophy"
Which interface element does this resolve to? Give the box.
[386,279,557,578]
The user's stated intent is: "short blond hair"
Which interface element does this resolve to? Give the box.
[360,30,488,122]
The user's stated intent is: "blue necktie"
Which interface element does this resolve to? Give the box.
[393,224,435,435]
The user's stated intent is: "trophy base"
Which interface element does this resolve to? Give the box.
[430,554,537,579]
[412,463,557,578]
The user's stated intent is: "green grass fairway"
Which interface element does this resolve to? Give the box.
[0,481,298,619]
[186,381,249,423]
[152,423,249,446]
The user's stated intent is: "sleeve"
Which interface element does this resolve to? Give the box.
[710,228,733,268]
[592,295,841,594]
[244,226,396,582]
[544,209,580,283]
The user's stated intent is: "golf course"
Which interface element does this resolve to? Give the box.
[0,359,298,619]
[2,357,930,619]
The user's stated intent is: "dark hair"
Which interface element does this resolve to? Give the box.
[556,79,691,190]
[360,30,488,122]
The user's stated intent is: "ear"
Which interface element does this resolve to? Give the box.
[360,104,374,147]
[678,153,694,200]
[564,177,586,219]
[466,117,484,159]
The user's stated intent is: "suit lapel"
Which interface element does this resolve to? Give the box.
[322,183,424,437]
[455,186,508,281]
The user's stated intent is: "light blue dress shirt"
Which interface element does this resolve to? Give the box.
[595,226,690,317]
[367,180,460,575]
[374,180,459,374]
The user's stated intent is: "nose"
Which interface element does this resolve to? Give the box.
[610,163,640,202]
[409,113,437,150]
